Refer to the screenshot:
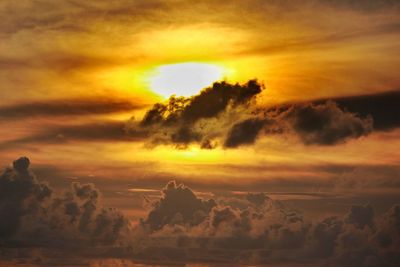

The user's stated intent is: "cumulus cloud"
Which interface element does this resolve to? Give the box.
[224,118,266,148]
[133,181,400,266]
[275,101,373,145]
[143,181,216,231]
[0,157,130,247]
[331,90,400,131]
[1,161,399,266]
[127,80,376,149]
[125,80,263,149]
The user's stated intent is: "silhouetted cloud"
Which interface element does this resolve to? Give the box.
[126,80,264,148]
[345,204,375,229]
[224,118,266,148]
[0,121,147,150]
[127,80,379,149]
[0,157,130,247]
[140,80,262,126]
[144,181,216,231]
[0,98,146,121]
[275,101,373,145]
[1,162,399,266]
[326,90,400,131]
[133,180,400,266]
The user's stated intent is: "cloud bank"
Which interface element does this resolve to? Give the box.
[0,157,130,248]
[134,181,400,266]
[0,158,399,266]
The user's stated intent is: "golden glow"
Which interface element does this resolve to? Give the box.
[147,62,225,97]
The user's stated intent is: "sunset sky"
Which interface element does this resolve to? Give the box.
[1,0,400,266]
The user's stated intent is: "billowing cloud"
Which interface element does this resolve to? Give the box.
[330,90,400,131]
[224,118,266,148]
[1,160,399,266]
[126,80,264,148]
[134,181,400,266]
[0,157,130,247]
[275,101,373,145]
[127,80,377,149]
[144,181,216,231]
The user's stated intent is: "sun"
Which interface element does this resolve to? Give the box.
[147,62,225,98]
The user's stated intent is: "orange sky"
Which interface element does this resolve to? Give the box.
[1,0,400,220]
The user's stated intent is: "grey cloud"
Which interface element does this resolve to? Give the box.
[224,118,266,148]
[0,121,147,151]
[135,180,400,266]
[128,80,375,149]
[345,204,375,229]
[277,101,373,145]
[326,90,400,131]
[1,163,400,266]
[0,98,146,121]
[0,157,130,247]
[144,181,216,231]
[127,80,263,148]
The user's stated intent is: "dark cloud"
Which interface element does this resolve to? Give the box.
[127,80,264,148]
[0,157,130,247]
[224,118,266,148]
[0,121,147,150]
[345,204,375,229]
[144,181,216,231]
[0,98,145,121]
[133,180,400,266]
[276,101,373,145]
[128,80,378,149]
[140,80,262,127]
[326,90,400,131]
[1,85,396,152]
[1,163,400,266]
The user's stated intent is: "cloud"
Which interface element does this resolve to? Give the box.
[4,85,388,151]
[0,121,147,150]
[126,80,264,148]
[327,90,400,131]
[143,181,216,231]
[140,80,262,126]
[134,180,400,266]
[0,157,130,247]
[275,101,373,145]
[345,204,375,229]
[0,97,146,121]
[1,161,399,266]
[224,118,266,148]
[127,80,377,149]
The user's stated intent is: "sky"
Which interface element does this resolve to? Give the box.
[0,0,400,266]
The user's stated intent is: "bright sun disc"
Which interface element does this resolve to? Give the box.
[148,62,224,97]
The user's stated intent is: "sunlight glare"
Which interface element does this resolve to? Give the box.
[148,62,224,97]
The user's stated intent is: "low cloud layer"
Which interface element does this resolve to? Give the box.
[1,158,399,266]
[0,157,130,248]
[127,80,379,149]
[135,181,400,266]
